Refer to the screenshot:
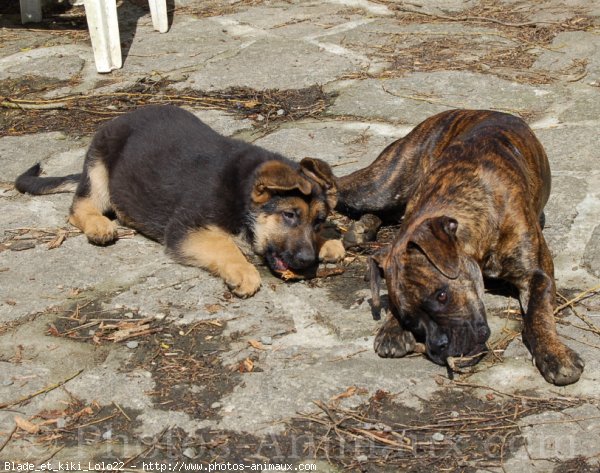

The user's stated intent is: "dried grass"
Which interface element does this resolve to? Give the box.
[0,78,332,137]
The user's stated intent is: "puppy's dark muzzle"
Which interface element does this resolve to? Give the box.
[289,247,318,269]
[266,248,318,279]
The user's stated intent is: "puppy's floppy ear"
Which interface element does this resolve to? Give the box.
[300,157,338,208]
[409,216,459,279]
[252,161,312,204]
[367,245,390,315]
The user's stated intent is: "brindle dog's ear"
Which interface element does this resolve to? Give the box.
[368,245,390,315]
[299,157,338,208]
[410,216,460,279]
[252,161,312,204]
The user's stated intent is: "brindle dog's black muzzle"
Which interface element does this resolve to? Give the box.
[424,318,491,367]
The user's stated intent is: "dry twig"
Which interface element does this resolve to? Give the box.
[0,369,84,410]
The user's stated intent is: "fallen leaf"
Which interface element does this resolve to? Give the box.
[240,358,254,373]
[71,406,94,420]
[279,269,303,281]
[331,386,357,402]
[35,409,66,420]
[47,231,67,250]
[434,374,446,386]
[15,416,40,434]
[38,418,62,426]
[315,267,345,279]
[106,324,151,342]
[248,339,266,351]
[204,304,223,314]
[9,345,24,364]
[372,389,389,402]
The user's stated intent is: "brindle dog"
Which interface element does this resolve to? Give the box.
[336,109,584,386]
[16,105,344,297]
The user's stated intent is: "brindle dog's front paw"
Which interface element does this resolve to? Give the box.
[223,263,261,298]
[535,345,584,386]
[374,318,416,358]
[319,239,345,263]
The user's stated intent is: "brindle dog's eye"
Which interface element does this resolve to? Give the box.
[436,290,449,304]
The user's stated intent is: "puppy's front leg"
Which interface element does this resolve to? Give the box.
[175,226,261,298]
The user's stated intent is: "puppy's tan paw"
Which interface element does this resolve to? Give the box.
[222,262,261,298]
[319,239,345,263]
[81,217,118,245]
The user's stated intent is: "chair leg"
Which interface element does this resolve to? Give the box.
[148,0,168,33]
[20,0,42,24]
[83,0,122,73]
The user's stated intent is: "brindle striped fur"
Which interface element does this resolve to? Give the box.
[337,109,584,386]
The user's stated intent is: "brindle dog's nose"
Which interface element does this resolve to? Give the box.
[430,332,449,354]
[475,320,491,343]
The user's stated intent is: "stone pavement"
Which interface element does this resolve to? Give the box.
[1,0,599,471]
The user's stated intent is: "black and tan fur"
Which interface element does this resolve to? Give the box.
[16,105,344,297]
[336,109,584,386]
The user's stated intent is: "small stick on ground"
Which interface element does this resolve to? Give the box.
[0,369,84,410]
[446,351,487,374]
[113,401,131,422]
[0,425,16,454]
[1,100,68,110]
[64,413,118,431]
[555,284,600,314]
[122,426,170,467]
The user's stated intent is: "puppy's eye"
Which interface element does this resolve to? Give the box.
[282,210,296,223]
[314,216,326,229]
[436,290,449,304]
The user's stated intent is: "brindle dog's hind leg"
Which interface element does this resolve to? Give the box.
[518,236,584,385]
[68,157,118,245]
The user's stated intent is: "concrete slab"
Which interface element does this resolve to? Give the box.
[252,119,398,173]
[178,37,365,91]
[533,32,600,80]
[0,45,89,81]
[0,133,87,182]
[326,72,557,123]
[117,17,245,78]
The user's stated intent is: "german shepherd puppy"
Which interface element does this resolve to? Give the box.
[15,105,344,297]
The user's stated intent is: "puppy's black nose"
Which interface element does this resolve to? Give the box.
[430,333,449,354]
[293,248,316,268]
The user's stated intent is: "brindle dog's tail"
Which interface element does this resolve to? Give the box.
[15,163,80,195]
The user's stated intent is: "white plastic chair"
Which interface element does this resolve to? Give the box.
[20,0,169,73]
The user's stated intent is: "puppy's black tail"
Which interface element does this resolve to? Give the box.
[15,163,80,195]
